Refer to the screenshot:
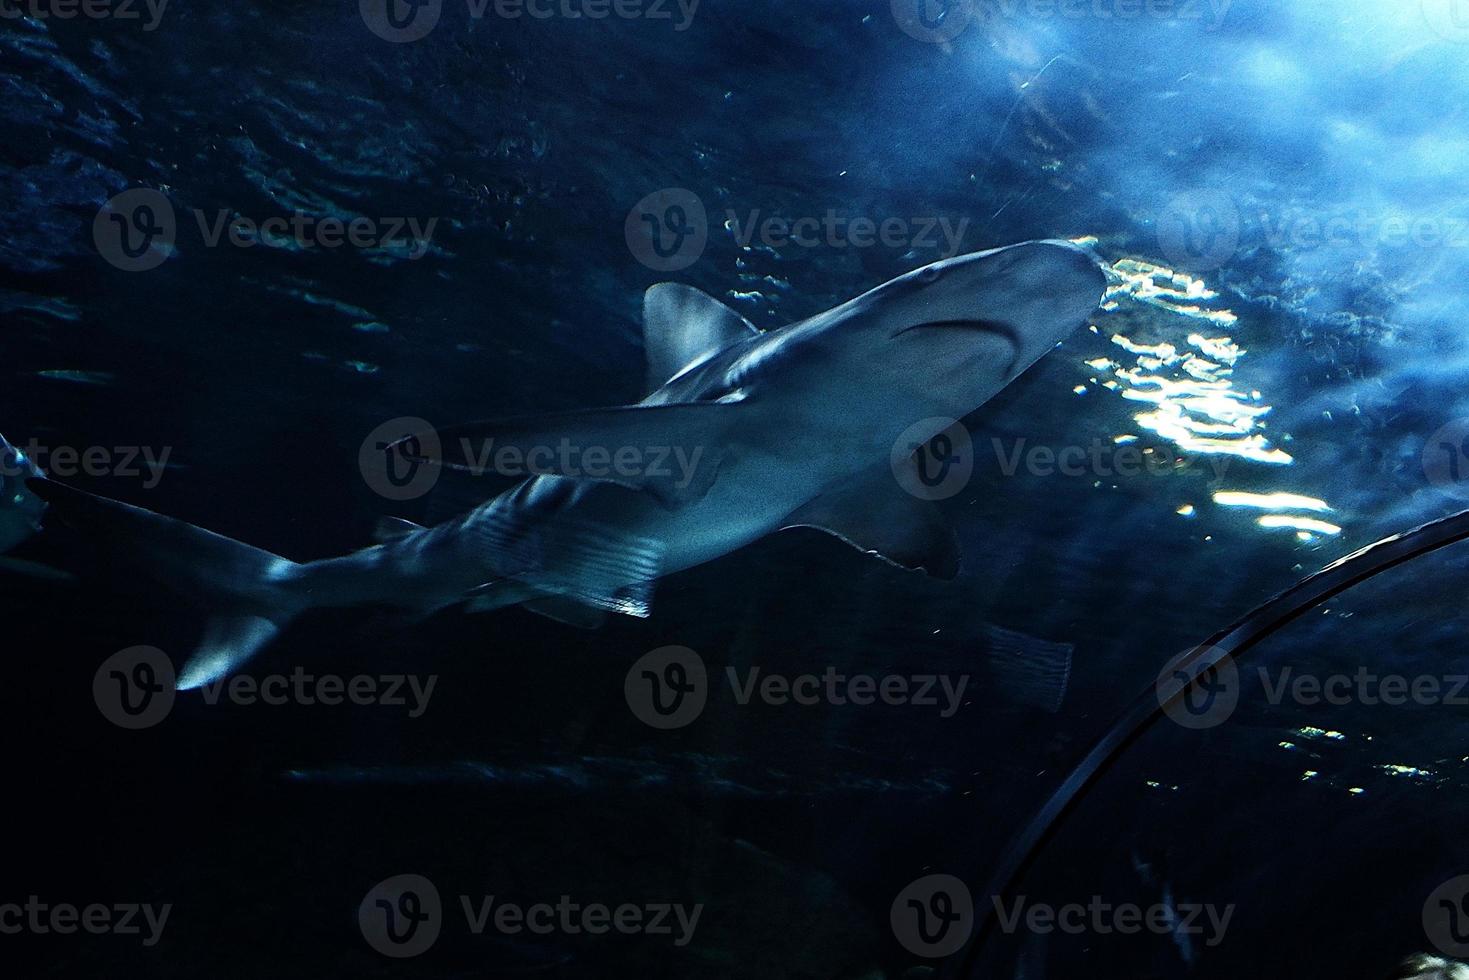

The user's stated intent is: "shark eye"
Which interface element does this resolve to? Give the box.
[917,267,944,284]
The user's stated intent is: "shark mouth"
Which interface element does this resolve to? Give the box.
[890,319,1022,374]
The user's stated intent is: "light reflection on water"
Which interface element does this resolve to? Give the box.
[1082,252,1342,540]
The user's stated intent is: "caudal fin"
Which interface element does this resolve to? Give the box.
[28,477,303,690]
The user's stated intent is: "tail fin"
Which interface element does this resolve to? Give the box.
[28,478,303,690]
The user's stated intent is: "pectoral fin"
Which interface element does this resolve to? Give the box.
[781,473,961,580]
[393,403,734,507]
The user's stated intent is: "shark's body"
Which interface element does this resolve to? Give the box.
[14,240,1105,689]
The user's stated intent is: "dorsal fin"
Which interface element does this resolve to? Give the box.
[642,283,758,392]
[372,516,425,544]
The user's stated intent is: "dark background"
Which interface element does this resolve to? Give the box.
[4,1,1469,976]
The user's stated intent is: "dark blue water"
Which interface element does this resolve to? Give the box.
[6,1,1469,977]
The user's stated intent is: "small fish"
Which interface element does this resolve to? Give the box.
[36,369,116,386]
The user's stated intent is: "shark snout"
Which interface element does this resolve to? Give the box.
[934,241,1106,366]
[866,240,1105,400]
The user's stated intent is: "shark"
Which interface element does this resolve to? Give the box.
[5,239,1106,690]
